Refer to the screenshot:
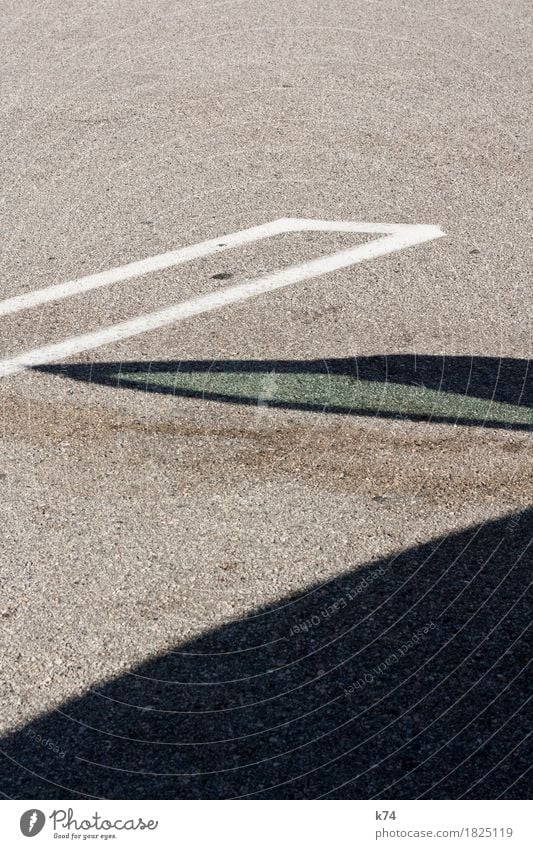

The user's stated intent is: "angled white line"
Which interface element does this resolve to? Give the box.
[0,219,444,379]
[0,219,440,318]
[0,219,287,319]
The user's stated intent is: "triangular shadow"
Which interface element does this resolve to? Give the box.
[1,509,531,799]
[36,354,532,431]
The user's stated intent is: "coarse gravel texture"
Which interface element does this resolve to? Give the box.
[0,0,531,799]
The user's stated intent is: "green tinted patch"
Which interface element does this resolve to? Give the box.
[115,368,532,427]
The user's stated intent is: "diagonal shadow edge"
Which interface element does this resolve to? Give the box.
[35,354,533,432]
[1,507,531,800]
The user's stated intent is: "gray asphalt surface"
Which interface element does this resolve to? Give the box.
[0,0,531,799]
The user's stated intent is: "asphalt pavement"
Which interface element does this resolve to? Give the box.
[0,0,531,798]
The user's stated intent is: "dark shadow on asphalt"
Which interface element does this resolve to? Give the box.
[36,354,532,431]
[1,509,531,799]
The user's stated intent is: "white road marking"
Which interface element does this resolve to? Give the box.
[0,219,439,318]
[0,219,289,318]
[0,219,444,379]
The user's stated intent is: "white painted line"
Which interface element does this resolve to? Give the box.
[0,219,439,318]
[0,219,288,318]
[0,221,444,379]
